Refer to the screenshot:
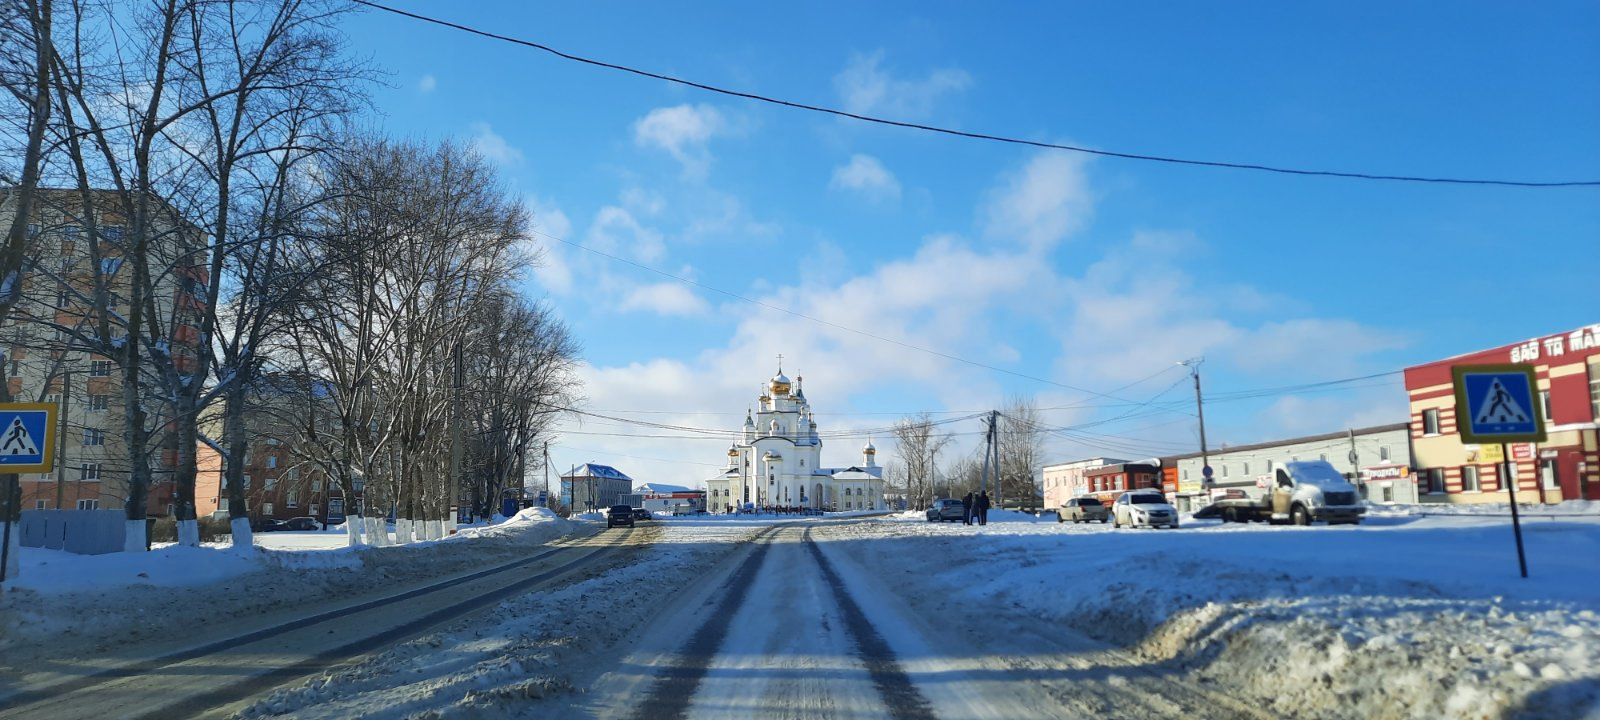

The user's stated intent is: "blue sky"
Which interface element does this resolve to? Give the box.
[340,1,1600,488]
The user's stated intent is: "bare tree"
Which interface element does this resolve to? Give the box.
[997,395,1045,508]
[0,0,54,576]
[890,413,948,510]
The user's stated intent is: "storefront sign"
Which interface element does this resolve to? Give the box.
[1468,445,1504,464]
[1509,324,1600,363]
[1363,465,1411,481]
[1511,443,1536,461]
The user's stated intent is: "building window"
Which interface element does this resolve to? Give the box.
[89,360,112,377]
[286,495,298,509]
[80,463,101,480]
[1380,446,1390,461]
[35,499,48,510]
[1461,466,1480,493]
[83,427,105,446]
[77,499,99,510]
[267,455,278,469]
[1590,364,1600,421]
[243,473,252,489]
[1540,459,1560,491]
[219,498,229,512]
[1540,390,1552,422]
[1265,460,1274,472]
[1182,469,1188,480]
[263,502,274,516]
[310,503,320,516]
[1221,464,1229,478]
[89,394,109,411]
[1242,462,1249,475]
[1423,409,1440,435]
[1319,453,1327,462]
[1425,468,1446,494]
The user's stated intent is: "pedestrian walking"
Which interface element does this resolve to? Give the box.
[977,490,991,526]
[962,492,974,525]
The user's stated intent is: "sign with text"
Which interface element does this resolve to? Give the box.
[0,403,57,473]
[1452,364,1546,444]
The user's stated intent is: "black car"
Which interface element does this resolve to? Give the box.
[607,505,635,528]
[631,508,652,522]
[282,517,322,531]
[255,519,288,532]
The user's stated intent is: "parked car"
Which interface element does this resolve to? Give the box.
[607,504,635,528]
[255,518,288,532]
[1060,497,1109,524]
[925,498,967,523]
[283,517,322,531]
[1112,491,1180,529]
[631,508,652,522]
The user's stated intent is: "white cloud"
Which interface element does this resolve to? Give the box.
[526,196,574,295]
[982,152,1094,250]
[469,122,522,165]
[834,50,971,119]
[588,206,666,264]
[830,154,902,202]
[632,104,730,179]
[618,282,709,316]
[418,74,437,93]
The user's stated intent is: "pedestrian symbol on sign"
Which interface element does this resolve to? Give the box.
[1474,378,1531,426]
[1,417,39,456]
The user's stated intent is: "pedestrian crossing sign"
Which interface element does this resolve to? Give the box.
[1452,365,1546,444]
[0,403,57,473]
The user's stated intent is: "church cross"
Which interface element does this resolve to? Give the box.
[776,353,784,371]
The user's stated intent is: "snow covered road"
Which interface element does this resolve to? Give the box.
[10,508,1595,719]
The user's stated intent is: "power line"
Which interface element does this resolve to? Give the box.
[351,0,1600,189]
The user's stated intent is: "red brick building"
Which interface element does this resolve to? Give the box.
[1084,463,1161,504]
[1403,323,1600,503]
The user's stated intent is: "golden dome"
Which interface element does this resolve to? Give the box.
[769,371,791,395]
[727,444,739,458]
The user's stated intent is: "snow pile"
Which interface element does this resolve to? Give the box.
[0,512,578,665]
[828,514,1600,719]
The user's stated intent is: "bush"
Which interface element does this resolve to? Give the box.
[148,515,233,543]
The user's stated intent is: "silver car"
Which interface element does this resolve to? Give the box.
[1112,491,1180,529]
[925,498,967,523]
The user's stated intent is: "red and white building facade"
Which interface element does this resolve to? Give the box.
[1403,323,1600,504]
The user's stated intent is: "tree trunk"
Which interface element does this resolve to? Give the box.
[223,381,253,551]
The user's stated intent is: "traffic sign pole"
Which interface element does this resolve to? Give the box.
[1503,443,1528,578]
[1451,365,1543,579]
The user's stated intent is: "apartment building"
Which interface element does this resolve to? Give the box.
[2,188,211,516]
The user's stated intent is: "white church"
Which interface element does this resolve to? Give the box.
[706,367,884,513]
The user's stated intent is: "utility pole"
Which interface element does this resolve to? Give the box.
[980,411,996,498]
[56,370,71,509]
[993,410,1003,507]
[1180,359,1209,488]
[543,441,550,507]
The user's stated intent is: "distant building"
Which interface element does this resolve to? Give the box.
[1161,424,1414,512]
[705,366,884,512]
[1404,323,1599,504]
[562,463,634,511]
[1041,457,1126,508]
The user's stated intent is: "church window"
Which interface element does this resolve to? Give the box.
[800,460,804,467]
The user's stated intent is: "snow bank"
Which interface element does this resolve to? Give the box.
[828,514,1600,719]
[0,511,579,666]
[1368,499,1600,517]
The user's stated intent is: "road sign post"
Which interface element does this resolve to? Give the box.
[0,403,57,586]
[1451,365,1546,579]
